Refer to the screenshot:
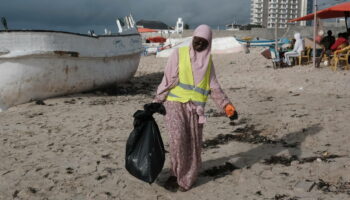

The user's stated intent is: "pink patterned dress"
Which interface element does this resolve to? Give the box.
[154,50,231,190]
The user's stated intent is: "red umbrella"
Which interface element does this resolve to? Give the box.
[288,1,350,68]
[289,2,350,29]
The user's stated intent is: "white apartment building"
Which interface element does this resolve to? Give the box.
[251,0,314,28]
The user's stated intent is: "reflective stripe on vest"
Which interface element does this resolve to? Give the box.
[166,46,211,106]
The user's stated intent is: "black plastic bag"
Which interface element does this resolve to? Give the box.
[125,103,166,183]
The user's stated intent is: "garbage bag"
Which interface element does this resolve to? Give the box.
[125,103,166,183]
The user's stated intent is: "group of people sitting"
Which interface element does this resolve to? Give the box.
[317,30,349,66]
[280,30,349,67]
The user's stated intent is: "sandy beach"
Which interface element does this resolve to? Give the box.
[1,46,350,199]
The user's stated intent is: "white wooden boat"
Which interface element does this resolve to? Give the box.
[156,37,243,58]
[236,38,289,47]
[0,28,142,111]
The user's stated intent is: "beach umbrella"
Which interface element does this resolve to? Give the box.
[289,1,350,30]
[288,1,350,68]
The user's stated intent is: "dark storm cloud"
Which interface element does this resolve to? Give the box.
[0,0,250,34]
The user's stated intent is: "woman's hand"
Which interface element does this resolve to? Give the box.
[144,103,166,115]
[225,104,238,120]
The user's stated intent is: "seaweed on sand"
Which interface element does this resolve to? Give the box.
[203,124,297,149]
[200,162,239,178]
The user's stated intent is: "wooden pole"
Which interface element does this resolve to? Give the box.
[313,0,317,68]
[346,17,348,31]
[275,0,279,51]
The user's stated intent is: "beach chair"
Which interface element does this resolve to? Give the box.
[269,46,282,69]
[331,45,350,71]
[322,50,332,61]
[298,47,311,65]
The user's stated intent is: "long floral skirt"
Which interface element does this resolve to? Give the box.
[164,101,203,190]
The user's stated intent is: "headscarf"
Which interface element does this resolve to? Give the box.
[190,24,212,85]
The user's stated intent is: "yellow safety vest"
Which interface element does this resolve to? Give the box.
[166,46,211,107]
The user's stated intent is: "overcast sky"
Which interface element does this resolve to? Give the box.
[0,0,341,34]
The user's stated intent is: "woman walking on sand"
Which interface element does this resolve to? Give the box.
[153,24,237,191]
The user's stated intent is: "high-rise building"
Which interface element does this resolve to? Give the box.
[301,0,314,26]
[250,0,314,28]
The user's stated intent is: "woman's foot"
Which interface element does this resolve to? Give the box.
[164,176,178,192]
[178,186,189,192]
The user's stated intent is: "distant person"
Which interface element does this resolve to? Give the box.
[331,33,349,51]
[288,38,296,51]
[316,30,336,67]
[321,30,335,51]
[315,30,324,44]
[153,24,237,191]
[283,33,304,66]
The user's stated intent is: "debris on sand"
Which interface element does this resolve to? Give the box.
[233,125,275,144]
[299,154,342,163]
[274,194,288,200]
[28,187,37,194]
[337,181,350,194]
[200,162,239,178]
[12,190,19,198]
[35,100,46,105]
[202,134,238,149]
[27,112,44,118]
[90,73,163,97]
[228,87,246,92]
[259,96,274,102]
[263,155,298,166]
[263,154,343,166]
[315,179,350,194]
[273,194,299,200]
[66,167,74,174]
[88,99,114,105]
[64,99,76,104]
[205,109,225,117]
[316,179,332,192]
[95,175,108,181]
[290,114,308,118]
[101,154,112,159]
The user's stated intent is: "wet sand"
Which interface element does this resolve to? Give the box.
[1,47,350,200]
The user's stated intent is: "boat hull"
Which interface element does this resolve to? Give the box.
[0,31,142,111]
[236,39,285,47]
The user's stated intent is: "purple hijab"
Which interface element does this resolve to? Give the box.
[190,24,212,85]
